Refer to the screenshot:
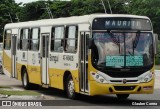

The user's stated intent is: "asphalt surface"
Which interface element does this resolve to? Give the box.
[0,71,160,109]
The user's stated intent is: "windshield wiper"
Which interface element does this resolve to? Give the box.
[132,30,141,55]
[98,62,106,66]
[107,30,121,54]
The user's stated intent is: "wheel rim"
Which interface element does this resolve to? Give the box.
[23,73,27,86]
[68,79,74,96]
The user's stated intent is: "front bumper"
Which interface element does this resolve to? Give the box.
[89,79,154,96]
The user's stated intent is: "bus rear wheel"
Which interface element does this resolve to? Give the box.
[116,94,130,99]
[0,65,3,74]
[66,75,76,99]
[22,68,31,90]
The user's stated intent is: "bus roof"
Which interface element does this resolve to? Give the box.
[4,14,150,29]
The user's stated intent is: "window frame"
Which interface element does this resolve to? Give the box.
[17,28,21,50]
[64,25,78,53]
[20,28,30,51]
[4,29,12,50]
[29,27,40,51]
[50,25,65,52]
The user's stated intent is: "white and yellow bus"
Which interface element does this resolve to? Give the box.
[2,14,157,99]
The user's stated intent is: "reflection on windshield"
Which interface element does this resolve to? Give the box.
[92,32,153,68]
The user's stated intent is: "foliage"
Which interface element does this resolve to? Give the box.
[156,40,160,65]
[0,0,21,41]
[125,0,160,63]
[18,1,47,21]
[16,0,129,21]
[126,0,160,35]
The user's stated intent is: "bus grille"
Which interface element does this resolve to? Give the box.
[114,86,136,91]
[110,80,138,83]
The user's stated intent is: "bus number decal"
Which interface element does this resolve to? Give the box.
[64,63,71,66]
[50,54,59,63]
[22,52,25,59]
[63,55,74,61]
[32,54,36,64]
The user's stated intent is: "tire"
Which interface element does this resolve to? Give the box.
[116,94,130,99]
[0,65,3,74]
[66,74,76,99]
[22,68,31,90]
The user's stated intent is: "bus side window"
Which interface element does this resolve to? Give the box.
[65,26,78,53]
[51,27,55,51]
[20,29,29,51]
[4,30,11,50]
[51,26,64,52]
[17,30,20,50]
[29,28,40,51]
[20,29,23,50]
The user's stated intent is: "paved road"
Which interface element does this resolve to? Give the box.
[0,71,160,109]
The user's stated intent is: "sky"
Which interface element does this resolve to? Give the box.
[15,0,40,4]
[15,0,70,4]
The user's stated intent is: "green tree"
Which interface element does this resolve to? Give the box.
[0,0,20,42]
[125,0,160,64]
[126,0,160,34]
[18,1,46,21]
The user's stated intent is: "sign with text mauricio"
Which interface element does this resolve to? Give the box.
[92,18,152,31]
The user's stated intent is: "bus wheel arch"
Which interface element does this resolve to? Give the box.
[63,71,76,99]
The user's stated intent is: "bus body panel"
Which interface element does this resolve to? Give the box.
[27,50,41,84]
[49,52,79,91]
[89,79,154,96]
[3,50,12,76]
[16,63,23,81]
[49,68,79,92]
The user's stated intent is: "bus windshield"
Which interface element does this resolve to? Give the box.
[92,32,153,68]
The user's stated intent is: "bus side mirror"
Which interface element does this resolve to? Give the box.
[88,38,93,49]
[154,33,159,55]
[158,34,160,40]
[86,34,93,49]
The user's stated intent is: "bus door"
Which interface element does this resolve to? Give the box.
[41,33,49,85]
[11,34,17,78]
[80,32,90,93]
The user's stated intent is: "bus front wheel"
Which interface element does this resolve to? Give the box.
[22,68,31,90]
[66,75,76,99]
[116,94,130,99]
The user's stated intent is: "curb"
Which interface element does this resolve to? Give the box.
[0,94,45,100]
[8,95,45,100]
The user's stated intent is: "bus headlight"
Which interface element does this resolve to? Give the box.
[141,72,153,83]
[91,72,108,84]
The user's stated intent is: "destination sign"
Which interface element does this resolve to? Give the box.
[126,56,143,66]
[106,55,143,67]
[92,18,152,30]
[106,56,124,67]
